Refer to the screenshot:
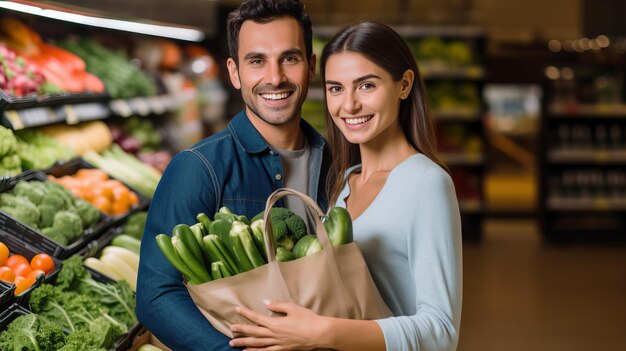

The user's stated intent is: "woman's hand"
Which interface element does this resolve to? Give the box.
[229,300,329,351]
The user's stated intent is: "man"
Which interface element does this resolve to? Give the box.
[136,0,330,350]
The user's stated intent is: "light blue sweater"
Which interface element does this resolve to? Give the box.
[336,154,463,351]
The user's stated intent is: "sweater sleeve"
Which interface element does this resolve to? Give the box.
[136,150,240,351]
[376,166,463,351]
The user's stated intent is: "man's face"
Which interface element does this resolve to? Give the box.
[227,17,315,127]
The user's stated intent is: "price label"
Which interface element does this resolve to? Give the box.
[111,99,132,117]
[4,110,24,130]
[64,105,78,125]
[133,98,150,116]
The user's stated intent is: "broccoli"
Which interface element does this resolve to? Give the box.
[0,314,66,351]
[0,125,18,157]
[13,180,46,205]
[0,194,40,228]
[38,204,56,228]
[252,207,308,251]
[75,199,100,228]
[43,181,77,210]
[40,189,67,209]
[41,227,69,246]
[52,211,83,243]
[0,153,22,175]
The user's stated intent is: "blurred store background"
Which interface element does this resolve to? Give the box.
[0,0,625,350]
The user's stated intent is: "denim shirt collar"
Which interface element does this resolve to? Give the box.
[229,109,325,154]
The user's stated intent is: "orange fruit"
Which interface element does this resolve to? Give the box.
[5,255,28,270]
[30,254,55,274]
[0,266,15,283]
[128,191,139,206]
[93,186,113,201]
[76,168,109,181]
[0,242,9,266]
[92,196,112,215]
[13,276,31,296]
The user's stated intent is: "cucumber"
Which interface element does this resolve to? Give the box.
[111,234,141,255]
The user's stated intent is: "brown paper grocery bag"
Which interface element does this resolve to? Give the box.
[187,188,392,337]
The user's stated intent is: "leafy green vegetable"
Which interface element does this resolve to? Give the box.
[0,314,66,351]
[57,255,137,326]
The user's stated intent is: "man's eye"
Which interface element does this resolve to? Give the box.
[249,59,263,65]
[283,56,299,63]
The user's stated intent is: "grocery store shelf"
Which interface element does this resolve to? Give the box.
[420,64,485,80]
[547,197,626,211]
[549,102,626,117]
[1,95,179,130]
[441,152,485,165]
[0,0,205,41]
[548,149,626,164]
[432,108,482,121]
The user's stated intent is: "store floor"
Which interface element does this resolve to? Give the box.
[458,219,626,351]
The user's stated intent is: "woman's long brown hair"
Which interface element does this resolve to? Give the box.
[320,22,448,206]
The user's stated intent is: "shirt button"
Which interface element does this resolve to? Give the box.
[269,150,275,155]
[275,173,282,181]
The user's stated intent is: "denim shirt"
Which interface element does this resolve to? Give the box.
[136,110,330,350]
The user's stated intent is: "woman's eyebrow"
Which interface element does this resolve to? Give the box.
[325,74,381,86]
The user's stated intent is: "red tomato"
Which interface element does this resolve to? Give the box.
[5,255,28,270]
[30,254,55,274]
[0,266,15,283]
[12,262,32,278]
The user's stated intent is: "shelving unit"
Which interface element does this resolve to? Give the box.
[540,97,626,238]
[308,25,488,240]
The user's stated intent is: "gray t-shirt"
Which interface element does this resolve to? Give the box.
[272,139,312,231]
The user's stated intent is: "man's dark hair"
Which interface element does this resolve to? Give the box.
[227,0,313,64]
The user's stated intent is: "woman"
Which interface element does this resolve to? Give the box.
[229,22,462,351]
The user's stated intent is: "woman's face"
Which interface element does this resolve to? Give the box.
[324,51,407,146]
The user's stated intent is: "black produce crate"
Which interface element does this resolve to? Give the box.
[0,303,30,332]
[5,239,63,306]
[0,280,15,311]
[79,225,123,259]
[47,158,151,221]
[0,171,113,259]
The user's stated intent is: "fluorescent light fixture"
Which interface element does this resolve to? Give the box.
[0,0,205,42]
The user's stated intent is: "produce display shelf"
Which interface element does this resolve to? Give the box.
[420,65,485,80]
[0,171,113,259]
[548,149,626,164]
[0,89,109,112]
[432,109,482,121]
[549,102,626,117]
[1,94,179,130]
[547,197,626,211]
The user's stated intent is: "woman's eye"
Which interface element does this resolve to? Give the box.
[360,82,375,90]
[327,86,342,93]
